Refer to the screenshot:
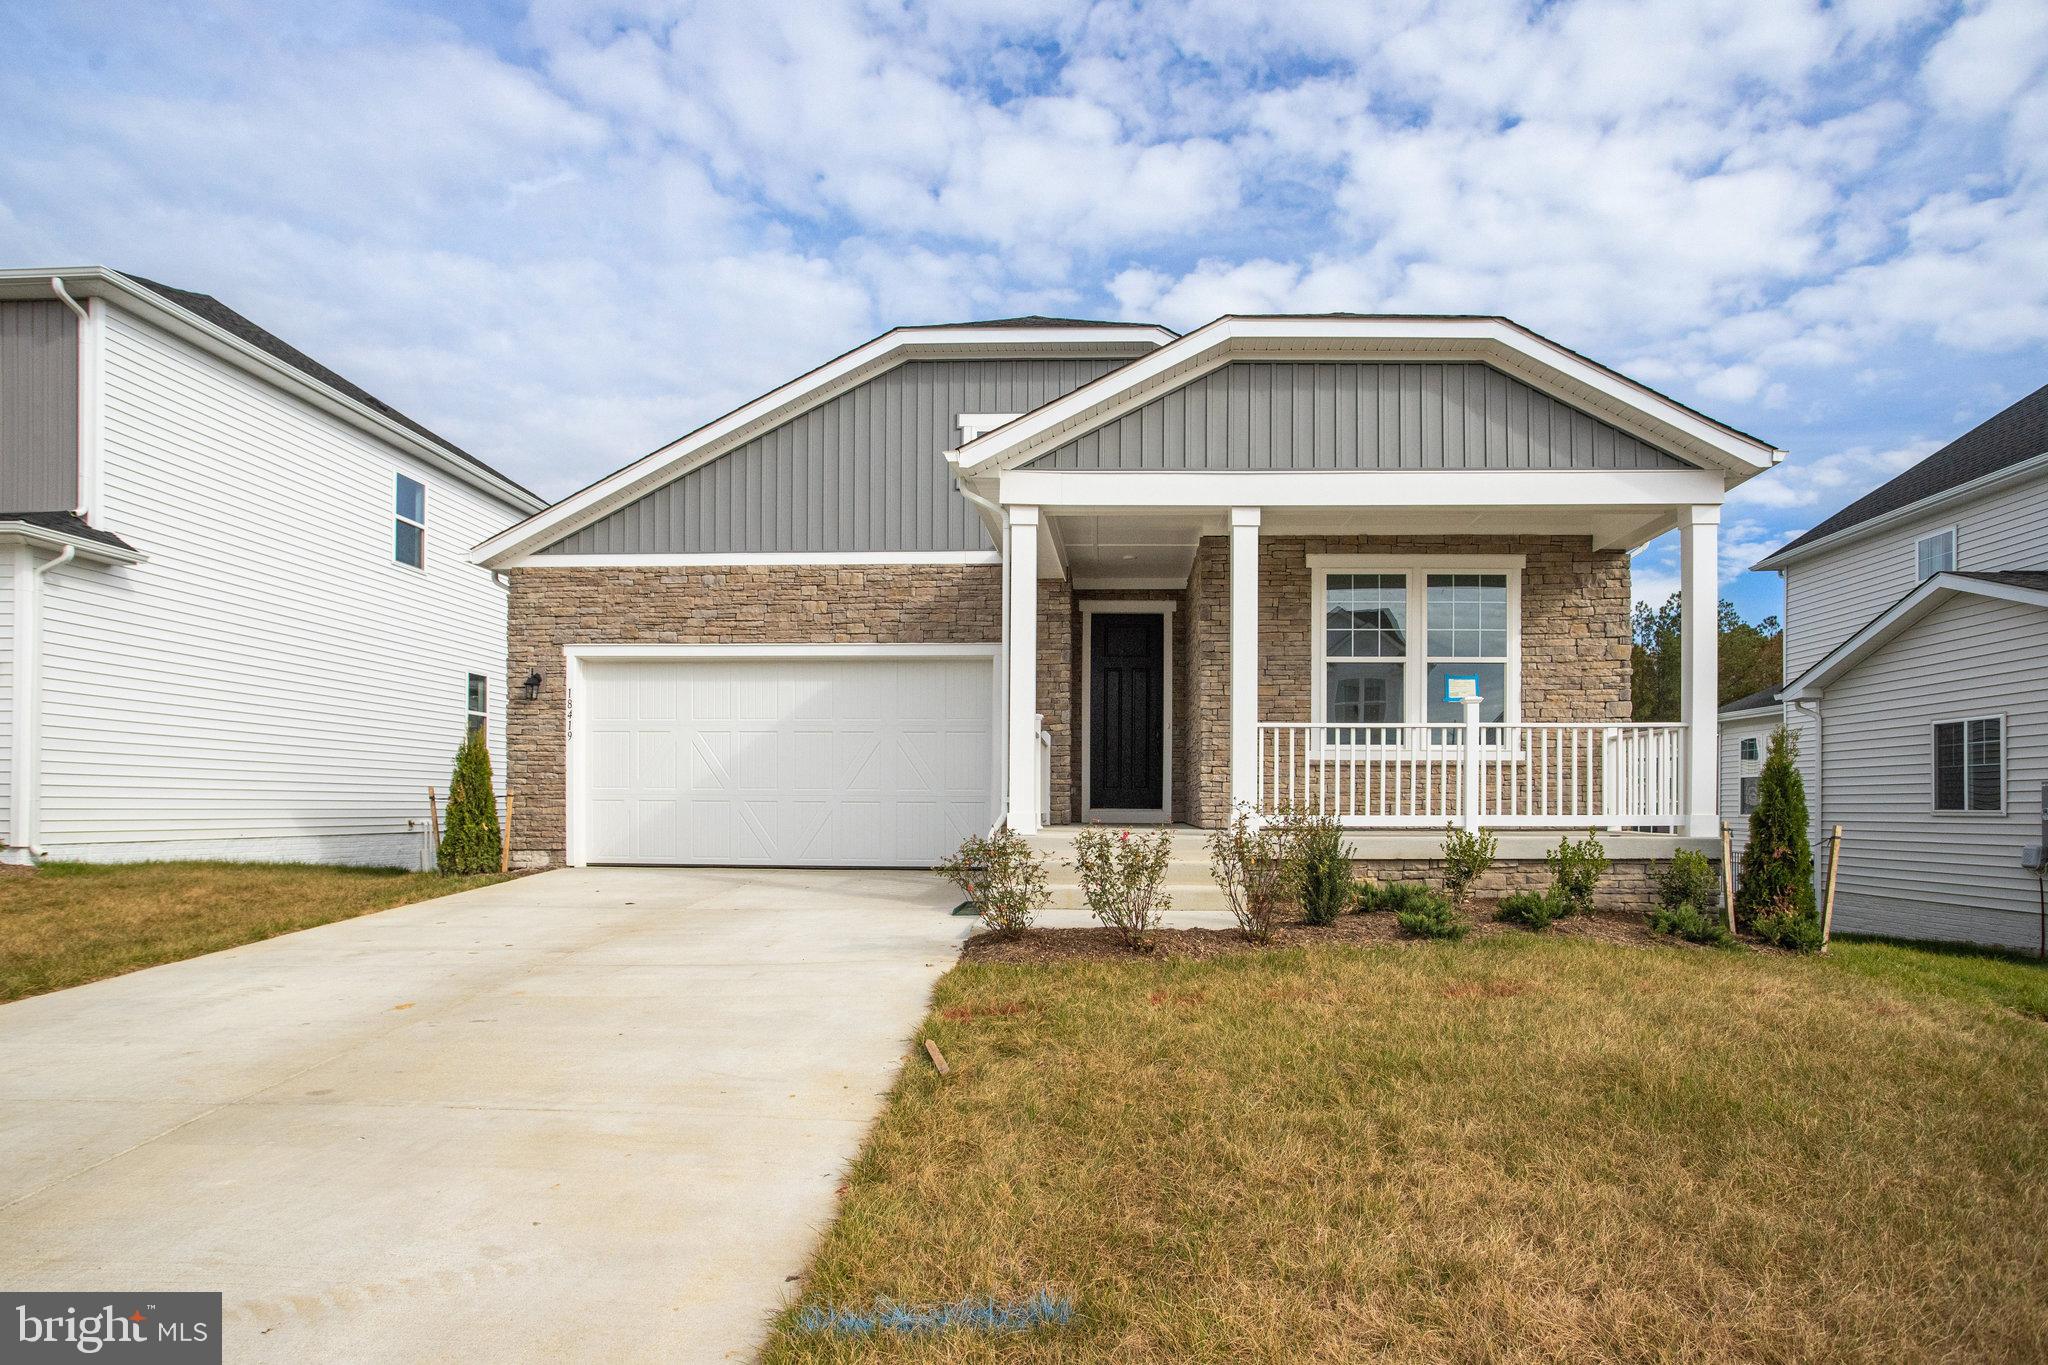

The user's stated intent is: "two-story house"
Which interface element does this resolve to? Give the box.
[476,314,1782,904]
[0,267,544,867]
[1747,382,2048,950]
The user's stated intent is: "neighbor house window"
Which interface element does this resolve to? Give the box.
[1933,716,2002,812]
[1740,776,1760,814]
[395,474,426,568]
[1915,528,1955,581]
[1314,559,1520,743]
[1739,737,1759,762]
[466,674,488,735]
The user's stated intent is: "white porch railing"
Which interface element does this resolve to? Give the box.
[1257,710,1688,831]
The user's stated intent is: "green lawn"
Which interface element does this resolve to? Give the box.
[0,861,512,1002]
[768,934,2048,1362]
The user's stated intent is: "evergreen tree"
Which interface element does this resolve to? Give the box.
[437,727,502,874]
[1736,725,1815,925]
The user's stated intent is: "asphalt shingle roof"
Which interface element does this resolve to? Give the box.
[1952,569,2048,593]
[1719,685,1781,716]
[1766,381,2048,561]
[0,509,138,552]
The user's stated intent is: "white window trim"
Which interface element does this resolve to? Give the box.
[394,473,427,572]
[1308,554,1523,750]
[1913,525,1957,582]
[466,672,489,736]
[1078,600,1176,825]
[1930,713,2005,816]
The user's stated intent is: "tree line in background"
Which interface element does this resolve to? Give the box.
[1631,595,1783,722]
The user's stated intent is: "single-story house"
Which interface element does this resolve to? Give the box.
[474,314,1782,896]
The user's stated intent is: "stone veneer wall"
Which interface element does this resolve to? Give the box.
[506,564,1001,867]
[1352,857,1688,916]
[1037,578,1075,826]
[1187,533,1632,828]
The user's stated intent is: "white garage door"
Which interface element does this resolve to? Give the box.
[578,653,996,866]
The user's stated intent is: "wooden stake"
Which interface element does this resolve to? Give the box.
[427,787,440,870]
[500,792,513,875]
[1720,822,1737,935]
[1821,824,1843,951]
[922,1038,951,1077]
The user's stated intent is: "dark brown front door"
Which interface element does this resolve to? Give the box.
[1089,613,1165,812]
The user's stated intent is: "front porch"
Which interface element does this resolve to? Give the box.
[1001,505,1723,841]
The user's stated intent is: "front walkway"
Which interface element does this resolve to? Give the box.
[0,867,968,1363]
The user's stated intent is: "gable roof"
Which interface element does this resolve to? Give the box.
[474,319,1175,566]
[1719,684,1781,717]
[950,314,1782,479]
[1754,380,2048,570]
[0,267,545,513]
[1780,568,2048,700]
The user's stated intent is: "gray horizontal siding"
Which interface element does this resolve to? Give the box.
[1028,362,1691,472]
[545,357,1124,555]
[0,300,80,511]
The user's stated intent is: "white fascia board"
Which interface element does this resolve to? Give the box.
[0,268,546,516]
[0,523,146,565]
[996,466,1728,511]
[1780,572,2048,699]
[503,550,1000,569]
[951,315,1780,479]
[475,324,1173,568]
[1751,451,2048,572]
[565,642,1000,662]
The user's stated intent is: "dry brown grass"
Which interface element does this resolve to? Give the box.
[0,861,512,1002]
[767,936,2048,1363]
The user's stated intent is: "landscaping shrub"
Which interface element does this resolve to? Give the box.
[436,728,502,874]
[1358,880,1437,916]
[1293,809,1351,926]
[1543,831,1610,917]
[1752,897,1825,953]
[1440,826,1498,911]
[1073,827,1173,949]
[1649,902,1737,947]
[934,826,1048,938]
[1207,806,1301,943]
[1496,889,1564,930]
[1394,888,1468,940]
[1738,726,1816,927]
[1657,848,1720,913]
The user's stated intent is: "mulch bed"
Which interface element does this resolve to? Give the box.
[962,905,1757,965]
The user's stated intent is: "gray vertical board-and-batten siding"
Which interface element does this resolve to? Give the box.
[1026,361,1693,472]
[0,300,80,512]
[542,357,1128,555]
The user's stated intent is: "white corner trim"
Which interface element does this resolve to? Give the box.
[76,295,105,522]
[504,550,1001,569]
[1078,601,1175,823]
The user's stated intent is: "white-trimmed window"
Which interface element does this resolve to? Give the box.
[1915,528,1955,582]
[1312,555,1521,744]
[1739,776,1760,814]
[395,473,426,568]
[1933,716,2002,813]
[466,673,488,736]
[1739,737,1759,762]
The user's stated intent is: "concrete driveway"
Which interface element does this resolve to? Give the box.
[0,867,969,1362]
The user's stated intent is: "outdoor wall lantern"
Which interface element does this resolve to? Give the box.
[520,671,543,702]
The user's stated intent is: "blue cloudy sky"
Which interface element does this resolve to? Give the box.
[4,0,2045,620]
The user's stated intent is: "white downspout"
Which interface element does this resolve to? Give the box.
[49,278,102,524]
[949,454,1013,834]
[1792,695,1824,887]
[5,544,75,864]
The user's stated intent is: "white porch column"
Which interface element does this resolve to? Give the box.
[1228,507,1261,813]
[1004,506,1041,834]
[1679,505,1720,838]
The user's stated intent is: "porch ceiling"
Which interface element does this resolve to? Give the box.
[1056,513,1207,583]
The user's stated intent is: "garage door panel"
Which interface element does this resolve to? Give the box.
[582,656,995,866]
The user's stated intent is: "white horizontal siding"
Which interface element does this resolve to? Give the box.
[36,305,521,864]
[1718,711,1778,861]
[1783,468,2048,677]
[1811,593,2047,949]
[0,553,12,843]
